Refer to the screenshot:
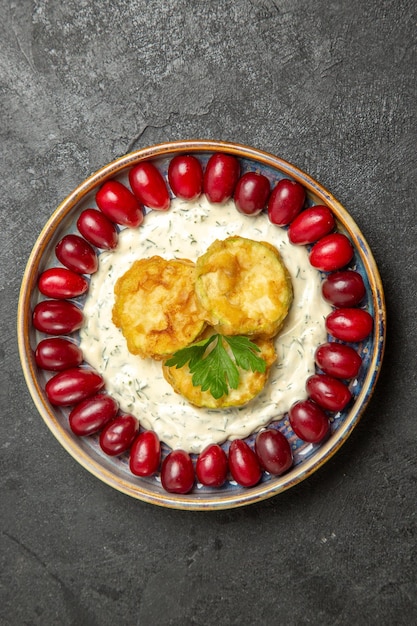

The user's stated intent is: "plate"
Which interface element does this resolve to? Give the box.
[18,140,386,510]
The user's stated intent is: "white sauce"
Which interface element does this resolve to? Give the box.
[80,196,332,453]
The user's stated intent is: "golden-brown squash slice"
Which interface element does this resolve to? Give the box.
[112,256,206,359]
[195,236,293,338]
[162,332,277,408]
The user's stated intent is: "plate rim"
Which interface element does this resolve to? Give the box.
[17,139,386,510]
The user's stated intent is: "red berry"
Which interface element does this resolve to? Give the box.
[129,430,161,477]
[35,337,83,371]
[96,180,144,226]
[228,439,261,487]
[77,209,119,250]
[203,153,240,203]
[306,374,352,412]
[234,172,270,215]
[168,155,203,200]
[315,342,362,379]
[309,233,354,271]
[32,300,83,335]
[161,449,195,494]
[255,429,293,475]
[129,162,170,210]
[267,178,306,226]
[55,234,98,274]
[45,367,104,406]
[38,268,88,299]
[288,206,335,244]
[196,444,228,487]
[69,393,119,436]
[289,399,330,443]
[326,308,373,342]
[99,414,138,456]
[322,270,366,307]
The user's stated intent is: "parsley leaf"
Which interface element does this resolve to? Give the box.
[190,336,239,399]
[165,333,267,399]
[165,335,216,369]
[223,335,266,374]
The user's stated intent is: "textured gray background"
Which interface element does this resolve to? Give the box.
[1,1,416,624]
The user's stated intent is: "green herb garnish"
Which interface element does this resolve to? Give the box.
[165,334,266,399]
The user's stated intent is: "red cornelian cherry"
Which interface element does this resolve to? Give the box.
[267,178,306,226]
[255,429,293,475]
[99,414,138,456]
[315,342,362,379]
[69,393,119,436]
[196,444,228,487]
[288,206,335,244]
[38,267,88,299]
[306,374,352,412]
[228,439,262,487]
[55,234,98,274]
[322,270,366,307]
[77,209,119,250]
[35,337,83,371]
[33,300,83,335]
[129,430,161,477]
[203,153,240,203]
[45,367,104,406]
[234,172,270,215]
[96,180,144,226]
[289,399,330,443]
[309,233,354,271]
[326,308,373,342]
[168,154,203,200]
[129,162,170,210]
[161,450,195,494]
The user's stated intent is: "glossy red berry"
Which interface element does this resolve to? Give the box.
[129,430,161,477]
[228,439,262,487]
[326,308,373,342]
[69,393,119,436]
[315,342,362,379]
[203,153,240,203]
[288,206,335,244]
[129,162,170,210]
[168,155,203,200]
[306,374,352,412]
[55,234,98,274]
[309,233,354,271]
[99,414,138,456]
[321,271,366,307]
[96,180,144,226]
[196,444,228,487]
[289,400,330,443]
[161,450,195,494]
[234,172,270,215]
[255,429,293,475]
[267,178,306,226]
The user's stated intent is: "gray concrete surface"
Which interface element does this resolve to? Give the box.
[1,1,416,624]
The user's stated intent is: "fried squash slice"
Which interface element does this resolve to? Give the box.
[195,237,293,338]
[162,331,277,409]
[112,256,206,360]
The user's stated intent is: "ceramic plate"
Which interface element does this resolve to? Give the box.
[18,140,385,510]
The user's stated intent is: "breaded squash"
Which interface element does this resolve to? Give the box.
[112,256,206,359]
[195,236,293,338]
[162,332,277,408]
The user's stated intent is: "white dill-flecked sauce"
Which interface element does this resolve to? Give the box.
[80,196,332,453]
